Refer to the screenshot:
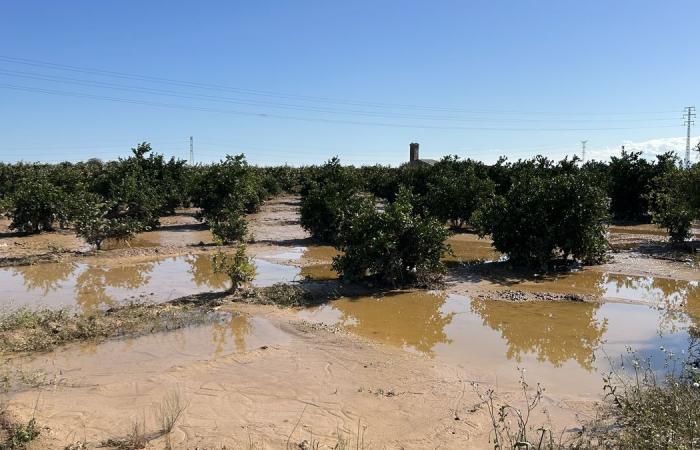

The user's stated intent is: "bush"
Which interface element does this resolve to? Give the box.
[606,150,677,222]
[211,246,256,292]
[189,154,263,218]
[71,192,140,250]
[648,164,700,243]
[475,170,609,268]
[333,188,451,286]
[300,158,360,244]
[209,208,248,244]
[4,178,65,234]
[425,156,496,228]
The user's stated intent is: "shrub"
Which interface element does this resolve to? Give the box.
[209,208,248,244]
[648,164,700,243]
[189,154,263,218]
[333,188,451,286]
[606,150,677,222]
[475,170,609,268]
[211,246,256,292]
[4,178,65,234]
[425,156,496,228]
[71,192,141,249]
[300,158,360,244]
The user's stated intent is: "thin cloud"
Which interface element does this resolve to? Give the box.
[587,136,700,162]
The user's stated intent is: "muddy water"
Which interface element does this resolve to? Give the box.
[445,233,501,263]
[504,270,700,307]
[1,254,300,311]
[298,291,695,396]
[24,314,292,370]
[102,227,214,249]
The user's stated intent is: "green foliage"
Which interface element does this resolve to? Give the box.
[189,154,263,217]
[606,151,678,222]
[299,158,360,244]
[425,156,496,227]
[333,188,451,286]
[71,192,140,250]
[0,416,40,449]
[4,177,65,234]
[648,163,700,243]
[211,246,256,292]
[475,170,609,267]
[209,207,248,244]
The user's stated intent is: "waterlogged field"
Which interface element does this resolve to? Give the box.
[1,197,699,448]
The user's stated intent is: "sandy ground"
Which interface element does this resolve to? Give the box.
[2,196,698,449]
[6,303,591,449]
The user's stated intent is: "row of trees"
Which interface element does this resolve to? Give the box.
[0,143,283,248]
[300,153,699,283]
[1,144,697,280]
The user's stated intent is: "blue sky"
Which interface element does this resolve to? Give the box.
[1,1,698,166]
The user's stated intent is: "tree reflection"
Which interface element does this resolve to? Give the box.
[186,253,229,290]
[471,299,607,371]
[11,262,76,295]
[74,262,154,311]
[331,292,454,354]
[210,315,253,354]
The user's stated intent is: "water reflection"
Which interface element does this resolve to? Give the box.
[74,262,155,310]
[444,233,501,263]
[323,292,455,354]
[11,262,76,295]
[210,315,253,354]
[186,253,229,290]
[1,254,306,311]
[512,271,700,307]
[470,299,607,370]
[298,291,694,394]
[300,263,337,280]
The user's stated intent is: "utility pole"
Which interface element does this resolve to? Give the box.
[684,106,696,168]
[189,136,194,164]
[580,140,588,163]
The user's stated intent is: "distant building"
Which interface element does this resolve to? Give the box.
[408,142,437,166]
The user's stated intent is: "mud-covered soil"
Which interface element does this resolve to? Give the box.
[4,303,588,450]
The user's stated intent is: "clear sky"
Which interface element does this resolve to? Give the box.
[1,1,698,166]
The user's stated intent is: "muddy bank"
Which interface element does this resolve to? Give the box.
[3,303,588,449]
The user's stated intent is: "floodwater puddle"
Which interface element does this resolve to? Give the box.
[298,291,696,395]
[102,227,214,249]
[1,254,301,311]
[506,270,700,307]
[445,233,502,263]
[17,313,292,387]
[609,223,700,238]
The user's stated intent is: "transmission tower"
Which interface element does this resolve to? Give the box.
[684,106,696,168]
[580,140,588,162]
[189,136,194,164]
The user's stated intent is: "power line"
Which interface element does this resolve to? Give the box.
[0,68,684,124]
[0,54,682,117]
[0,83,683,133]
